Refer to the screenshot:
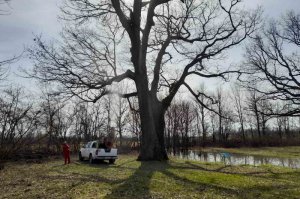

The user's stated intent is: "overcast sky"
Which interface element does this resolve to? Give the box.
[1,0,300,92]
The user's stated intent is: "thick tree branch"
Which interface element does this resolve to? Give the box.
[111,0,131,32]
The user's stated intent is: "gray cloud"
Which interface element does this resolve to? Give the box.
[0,0,61,60]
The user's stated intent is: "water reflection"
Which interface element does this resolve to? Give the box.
[170,150,300,169]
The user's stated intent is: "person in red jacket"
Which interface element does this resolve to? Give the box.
[62,141,70,164]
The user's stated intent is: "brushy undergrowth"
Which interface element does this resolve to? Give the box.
[1,147,300,199]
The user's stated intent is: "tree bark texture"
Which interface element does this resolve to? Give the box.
[136,88,168,160]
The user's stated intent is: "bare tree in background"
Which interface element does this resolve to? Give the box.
[127,97,141,149]
[215,88,224,142]
[113,94,129,147]
[165,101,197,149]
[73,101,107,142]
[231,84,246,143]
[246,89,262,140]
[30,0,260,160]
[215,87,235,143]
[245,88,272,142]
[0,87,38,159]
[178,101,196,149]
[0,55,21,82]
[89,102,107,139]
[194,83,209,147]
[244,11,300,116]
[0,60,9,81]
[165,103,179,150]
[104,96,112,136]
[39,88,68,153]
[209,107,218,143]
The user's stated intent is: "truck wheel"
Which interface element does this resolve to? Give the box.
[79,152,84,161]
[89,154,94,164]
[109,159,115,164]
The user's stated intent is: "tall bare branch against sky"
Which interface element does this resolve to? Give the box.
[0,0,300,89]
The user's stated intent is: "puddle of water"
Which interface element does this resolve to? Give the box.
[170,150,300,169]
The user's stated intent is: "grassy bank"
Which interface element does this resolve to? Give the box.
[1,148,300,198]
[199,146,300,159]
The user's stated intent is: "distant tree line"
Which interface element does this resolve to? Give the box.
[165,84,300,151]
[1,81,300,160]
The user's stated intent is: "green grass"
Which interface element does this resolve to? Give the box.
[199,146,300,159]
[1,147,300,199]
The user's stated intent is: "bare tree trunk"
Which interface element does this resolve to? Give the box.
[137,84,168,160]
[184,120,189,149]
[118,125,123,147]
[201,107,206,147]
[172,109,178,152]
[284,117,290,139]
[262,114,266,137]
[196,112,202,147]
[166,116,171,150]
[254,105,261,139]
[210,114,216,144]
[218,105,223,143]
[278,125,283,140]
[250,126,254,140]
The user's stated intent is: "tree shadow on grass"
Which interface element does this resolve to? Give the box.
[163,168,240,196]
[104,161,246,199]
[105,159,300,199]
[46,158,300,198]
[168,161,300,198]
[104,161,154,199]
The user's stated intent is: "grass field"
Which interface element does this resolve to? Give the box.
[1,147,300,199]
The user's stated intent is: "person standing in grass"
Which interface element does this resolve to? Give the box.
[62,141,70,164]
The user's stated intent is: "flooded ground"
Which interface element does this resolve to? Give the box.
[171,150,300,169]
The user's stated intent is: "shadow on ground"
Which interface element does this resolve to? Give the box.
[104,161,240,198]
[103,160,300,199]
[44,157,300,199]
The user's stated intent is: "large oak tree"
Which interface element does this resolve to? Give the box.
[30,0,260,160]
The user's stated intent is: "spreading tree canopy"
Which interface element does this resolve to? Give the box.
[30,0,260,160]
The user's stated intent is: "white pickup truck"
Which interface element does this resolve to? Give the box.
[79,141,117,164]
